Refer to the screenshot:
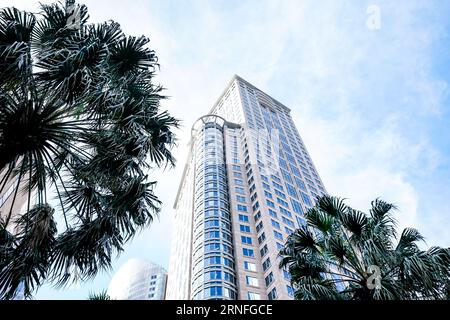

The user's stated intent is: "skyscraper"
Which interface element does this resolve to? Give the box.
[107,259,167,300]
[167,75,327,300]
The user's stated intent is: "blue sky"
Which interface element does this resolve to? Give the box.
[1,0,449,299]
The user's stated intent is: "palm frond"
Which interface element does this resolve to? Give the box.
[396,228,424,254]
[279,195,450,300]
[0,204,56,300]
[0,0,176,298]
[88,290,111,300]
[341,209,367,239]
[316,196,347,219]
[108,36,158,76]
[305,208,334,234]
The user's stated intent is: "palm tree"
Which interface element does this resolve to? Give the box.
[88,290,111,301]
[0,1,178,299]
[280,196,450,300]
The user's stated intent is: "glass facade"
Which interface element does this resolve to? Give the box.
[191,116,238,300]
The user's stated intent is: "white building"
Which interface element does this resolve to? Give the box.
[107,259,167,300]
[167,75,327,300]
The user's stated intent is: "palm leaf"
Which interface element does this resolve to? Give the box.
[1,0,177,298]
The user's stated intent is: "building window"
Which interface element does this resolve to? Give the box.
[243,248,255,257]
[277,198,289,208]
[282,217,295,228]
[258,232,266,244]
[273,181,284,191]
[208,271,222,280]
[241,236,252,244]
[268,288,278,300]
[283,269,292,281]
[240,225,251,233]
[237,205,248,212]
[204,256,221,266]
[285,227,294,235]
[262,258,271,271]
[295,178,307,191]
[236,195,247,203]
[275,190,286,199]
[205,243,220,252]
[301,192,313,207]
[282,170,293,183]
[271,219,281,230]
[209,286,223,297]
[291,199,304,215]
[271,175,281,183]
[236,187,245,195]
[224,272,235,283]
[244,261,257,272]
[296,216,306,228]
[265,272,274,287]
[264,191,273,199]
[290,165,301,177]
[286,183,298,199]
[268,209,278,218]
[205,231,221,240]
[274,231,283,240]
[246,276,259,287]
[260,245,269,257]
[256,222,264,233]
[239,214,250,222]
[279,207,292,218]
[279,159,288,170]
[248,292,261,300]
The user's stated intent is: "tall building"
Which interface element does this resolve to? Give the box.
[107,259,167,300]
[167,75,327,300]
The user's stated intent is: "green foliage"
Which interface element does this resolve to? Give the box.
[280,196,450,300]
[0,1,178,299]
[88,290,111,300]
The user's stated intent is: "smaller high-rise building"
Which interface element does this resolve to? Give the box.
[107,259,167,300]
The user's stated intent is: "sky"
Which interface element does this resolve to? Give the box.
[1,0,449,300]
